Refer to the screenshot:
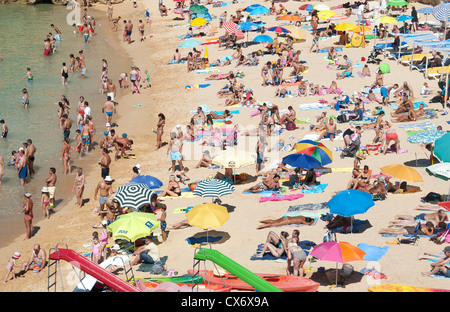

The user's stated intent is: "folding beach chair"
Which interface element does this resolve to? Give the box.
[398,222,420,245]
[222,124,239,147]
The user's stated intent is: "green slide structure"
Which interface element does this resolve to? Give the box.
[194,248,283,292]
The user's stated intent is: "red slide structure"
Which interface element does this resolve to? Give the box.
[49,248,140,292]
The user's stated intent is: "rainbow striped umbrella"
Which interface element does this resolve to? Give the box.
[296,140,333,166]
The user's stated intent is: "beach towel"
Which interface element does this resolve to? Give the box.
[259,193,304,203]
[391,101,427,110]
[357,243,390,261]
[299,183,328,194]
[298,103,330,111]
[302,133,343,141]
[243,190,282,196]
[317,47,343,53]
[287,202,328,213]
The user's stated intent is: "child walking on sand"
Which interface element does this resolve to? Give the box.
[4,252,20,283]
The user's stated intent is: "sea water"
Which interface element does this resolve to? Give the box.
[0,3,129,245]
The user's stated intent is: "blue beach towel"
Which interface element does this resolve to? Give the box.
[301,183,328,194]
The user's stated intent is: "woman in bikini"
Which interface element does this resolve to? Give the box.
[156,113,165,149]
[310,11,319,36]
[256,231,289,258]
[160,175,182,197]
[347,165,371,190]
[22,88,30,109]
[73,168,85,208]
[41,187,50,219]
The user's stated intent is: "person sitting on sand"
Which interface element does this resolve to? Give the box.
[280,106,296,125]
[347,165,371,190]
[378,221,435,236]
[194,150,213,168]
[317,117,337,141]
[310,111,327,132]
[361,64,371,77]
[421,246,450,278]
[159,175,182,197]
[214,168,234,185]
[244,174,280,193]
[255,231,289,258]
[257,215,315,229]
[391,107,417,123]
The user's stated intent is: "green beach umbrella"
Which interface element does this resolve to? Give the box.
[434,132,450,162]
[387,0,409,6]
[189,4,208,14]
[379,63,390,74]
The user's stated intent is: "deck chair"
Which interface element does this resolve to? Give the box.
[398,222,420,245]
[427,66,450,80]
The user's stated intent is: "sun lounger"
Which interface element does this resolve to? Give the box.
[400,53,431,66]
[426,66,450,80]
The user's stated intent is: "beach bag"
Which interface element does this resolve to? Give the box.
[323,230,337,243]
[421,192,443,203]
[150,261,164,274]
[337,114,348,123]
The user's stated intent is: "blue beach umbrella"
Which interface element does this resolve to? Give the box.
[417,7,433,14]
[397,15,413,22]
[178,39,202,48]
[249,6,270,16]
[253,34,273,43]
[236,21,259,31]
[327,189,375,218]
[281,153,323,169]
[245,4,262,12]
[130,175,163,189]
[433,2,450,22]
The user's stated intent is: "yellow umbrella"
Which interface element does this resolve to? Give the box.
[186,203,230,241]
[334,22,357,31]
[350,25,372,33]
[285,25,307,40]
[190,17,208,26]
[318,10,338,20]
[376,16,398,24]
[381,164,423,182]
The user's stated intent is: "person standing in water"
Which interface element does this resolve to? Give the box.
[61,62,69,85]
[26,139,37,176]
[60,138,74,175]
[22,88,30,109]
[51,24,62,41]
[23,68,34,82]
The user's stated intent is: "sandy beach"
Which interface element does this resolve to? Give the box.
[1,0,450,294]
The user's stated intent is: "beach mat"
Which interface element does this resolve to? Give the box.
[300,183,328,194]
[259,193,304,203]
[318,48,343,53]
[357,243,390,261]
[287,202,328,213]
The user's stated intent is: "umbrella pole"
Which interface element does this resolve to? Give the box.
[445,72,449,108]
[335,262,338,287]
[424,47,429,79]
[410,42,415,71]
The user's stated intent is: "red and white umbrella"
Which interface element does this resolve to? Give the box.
[222,21,244,38]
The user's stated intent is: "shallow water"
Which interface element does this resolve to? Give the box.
[0,3,128,245]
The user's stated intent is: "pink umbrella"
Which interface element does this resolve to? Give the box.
[310,241,366,286]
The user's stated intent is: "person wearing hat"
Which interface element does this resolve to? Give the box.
[41,187,51,219]
[94,176,114,221]
[422,246,450,278]
[4,252,21,283]
[22,193,33,240]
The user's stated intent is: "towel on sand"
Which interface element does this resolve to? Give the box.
[287,202,328,213]
[357,243,390,261]
[259,193,304,203]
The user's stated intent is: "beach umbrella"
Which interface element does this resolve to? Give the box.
[253,34,273,43]
[318,10,338,20]
[113,182,155,211]
[193,179,235,200]
[278,14,303,22]
[350,25,372,33]
[236,22,259,46]
[433,2,450,37]
[245,4,262,12]
[296,140,333,166]
[310,241,366,286]
[186,203,229,242]
[285,25,307,40]
[434,132,450,163]
[417,7,433,15]
[130,175,163,189]
[267,26,291,34]
[327,14,349,21]
[396,15,413,22]
[407,130,447,144]
[190,17,208,26]
[107,212,160,242]
[387,0,408,6]
[281,153,323,169]
[381,164,423,182]
[375,16,398,24]
[178,39,202,48]
[314,4,330,12]
[211,150,256,169]
[189,4,208,14]
[426,163,450,181]
[222,21,244,37]
[334,22,357,31]
[299,4,313,12]
[249,6,270,16]
[327,189,375,218]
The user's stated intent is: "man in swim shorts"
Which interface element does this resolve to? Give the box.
[17,149,28,186]
[105,79,116,101]
[125,20,133,44]
[94,176,114,218]
[380,83,399,106]
[318,117,337,141]
[45,167,57,208]
[20,244,47,274]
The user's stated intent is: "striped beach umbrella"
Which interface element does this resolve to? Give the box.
[327,14,349,21]
[222,21,244,37]
[433,2,450,22]
[296,140,333,166]
[113,182,154,211]
[299,4,313,12]
[267,26,291,34]
[193,179,235,199]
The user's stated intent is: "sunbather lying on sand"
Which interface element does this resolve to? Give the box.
[257,215,315,229]
[389,210,448,228]
[243,174,280,193]
[378,221,435,236]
